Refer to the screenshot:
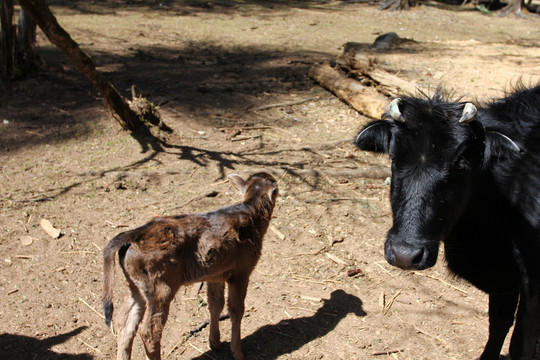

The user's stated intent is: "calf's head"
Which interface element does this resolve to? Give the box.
[228,172,279,206]
[355,91,519,270]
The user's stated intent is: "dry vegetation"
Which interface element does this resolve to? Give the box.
[1,1,539,359]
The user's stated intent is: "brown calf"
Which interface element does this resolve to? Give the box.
[102,172,279,360]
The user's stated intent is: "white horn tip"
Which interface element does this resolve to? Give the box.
[459,103,477,123]
[389,98,405,123]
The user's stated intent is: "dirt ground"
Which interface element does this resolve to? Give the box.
[1,0,540,359]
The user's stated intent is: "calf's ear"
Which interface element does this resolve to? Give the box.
[484,131,521,164]
[267,186,279,202]
[355,121,392,154]
[228,174,248,195]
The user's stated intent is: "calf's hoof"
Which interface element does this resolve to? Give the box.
[232,349,244,360]
[209,340,223,351]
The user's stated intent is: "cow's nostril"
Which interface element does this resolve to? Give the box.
[412,248,425,266]
[389,244,427,270]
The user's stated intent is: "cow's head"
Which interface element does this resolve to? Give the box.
[355,91,520,270]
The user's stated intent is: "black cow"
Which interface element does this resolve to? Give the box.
[355,85,540,360]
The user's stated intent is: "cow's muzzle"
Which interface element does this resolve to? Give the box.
[385,243,429,270]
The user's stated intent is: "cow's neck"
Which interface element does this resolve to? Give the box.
[443,171,520,294]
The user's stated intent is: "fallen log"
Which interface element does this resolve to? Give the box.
[309,61,388,119]
[337,43,374,73]
[368,68,417,96]
[337,41,417,96]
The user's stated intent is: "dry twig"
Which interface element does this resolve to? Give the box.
[373,349,405,356]
[166,314,229,358]
[250,97,319,111]
[164,190,220,213]
[414,325,449,345]
[325,252,347,265]
[78,297,105,320]
[383,289,402,315]
[286,246,326,259]
[413,272,468,295]
[189,343,216,359]
[80,339,103,355]
[305,197,369,204]
[231,134,262,142]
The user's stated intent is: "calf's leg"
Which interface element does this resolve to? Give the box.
[138,283,174,360]
[227,275,249,360]
[480,292,519,360]
[115,286,146,360]
[207,281,225,350]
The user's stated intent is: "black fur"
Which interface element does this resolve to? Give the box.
[355,85,540,360]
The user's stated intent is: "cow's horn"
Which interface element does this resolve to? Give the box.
[389,98,405,123]
[458,103,477,123]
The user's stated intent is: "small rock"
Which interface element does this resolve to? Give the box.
[20,236,34,247]
[40,219,61,239]
[370,32,401,51]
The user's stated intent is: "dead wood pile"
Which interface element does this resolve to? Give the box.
[309,32,419,120]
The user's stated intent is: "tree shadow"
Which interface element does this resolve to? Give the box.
[191,289,366,360]
[1,40,330,153]
[0,326,93,360]
[48,0,347,15]
[160,141,333,187]
[5,135,338,210]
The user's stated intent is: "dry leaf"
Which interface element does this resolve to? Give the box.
[40,219,60,239]
[20,236,34,247]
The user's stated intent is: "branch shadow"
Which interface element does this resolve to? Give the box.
[191,289,366,360]
[1,41,329,153]
[159,141,328,188]
[0,326,93,360]
[48,0,349,15]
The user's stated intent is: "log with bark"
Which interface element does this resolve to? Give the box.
[309,35,418,120]
[338,41,417,96]
[309,61,389,119]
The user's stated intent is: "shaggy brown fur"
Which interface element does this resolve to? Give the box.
[102,172,279,360]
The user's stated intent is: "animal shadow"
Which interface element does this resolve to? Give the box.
[0,326,93,360]
[191,289,366,360]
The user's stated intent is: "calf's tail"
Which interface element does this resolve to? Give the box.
[102,232,132,326]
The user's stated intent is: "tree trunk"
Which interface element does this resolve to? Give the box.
[499,0,531,17]
[379,0,418,11]
[0,0,14,81]
[17,0,144,131]
[16,7,36,65]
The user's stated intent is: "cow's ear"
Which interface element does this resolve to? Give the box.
[355,121,392,154]
[484,131,521,164]
[228,174,248,195]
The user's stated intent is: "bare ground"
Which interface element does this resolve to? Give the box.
[1,1,540,359]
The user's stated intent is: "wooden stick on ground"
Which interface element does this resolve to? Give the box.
[413,271,468,295]
[166,314,230,358]
[164,190,220,213]
[250,97,320,111]
[383,289,402,315]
